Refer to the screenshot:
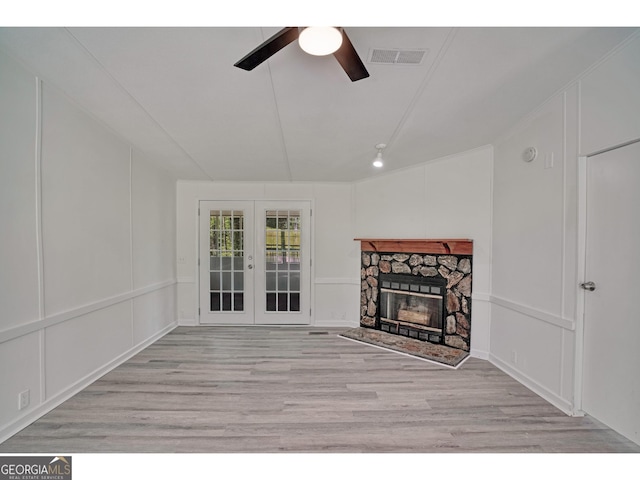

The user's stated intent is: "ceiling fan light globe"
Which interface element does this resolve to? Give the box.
[299,27,343,56]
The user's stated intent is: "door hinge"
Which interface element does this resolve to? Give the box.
[199,307,201,315]
[310,209,312,216]
[198,258,200,266]
[310,308,312,316]
[198,207,200,216]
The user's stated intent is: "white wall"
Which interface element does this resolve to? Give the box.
[0,49,178,442]
[176,181,360,327]
[490,32,640,416]
[176,147,493,338]
[353,146,494,357]
[176,148,493,353]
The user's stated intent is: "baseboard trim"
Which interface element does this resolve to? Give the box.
[314,319,359,328]
[178,318,198,326]
[470,348,490,360]
[0,321,178,445]
[489,352,574,415]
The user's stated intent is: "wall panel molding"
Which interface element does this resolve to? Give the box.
[471,292,491,302]
[490,295,575,331]
[314,277,360,285]
[0,279,176,345]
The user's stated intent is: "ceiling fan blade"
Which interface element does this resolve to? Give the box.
[333,29,369,82]
[234,27,300,71]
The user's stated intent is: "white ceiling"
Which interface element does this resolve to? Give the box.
[0,26,637,182]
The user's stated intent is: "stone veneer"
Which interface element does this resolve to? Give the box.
[360,250,473,352]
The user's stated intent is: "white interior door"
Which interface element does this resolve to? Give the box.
[199,200,311,326]
[581,140,640,445]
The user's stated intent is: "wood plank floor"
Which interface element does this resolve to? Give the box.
[1,326,639,453]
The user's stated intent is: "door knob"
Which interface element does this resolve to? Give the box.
[248,264,253,269]
[580,281,596,291]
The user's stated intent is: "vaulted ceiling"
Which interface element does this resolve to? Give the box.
[1,27,637,182]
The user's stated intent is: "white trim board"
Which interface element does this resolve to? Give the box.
[0,279,177,345]
[490,295,575,331]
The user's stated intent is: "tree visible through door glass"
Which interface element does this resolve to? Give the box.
[209,210,244,312]
[265,210,301,312]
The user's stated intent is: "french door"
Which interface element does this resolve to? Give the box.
[199,200,311,325]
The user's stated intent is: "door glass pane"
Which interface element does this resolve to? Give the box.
[209,210,245,312]
[264,210,301,312]
[289,293,300,312]
[210,272,220,290]
[278,272,288,290]
[290,272,300,290]
[210,292,220,311]
[266,293,276,311]
[222,272,231,290]
[266,272,276,290]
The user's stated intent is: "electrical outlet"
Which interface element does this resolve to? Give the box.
[18,389,30,410]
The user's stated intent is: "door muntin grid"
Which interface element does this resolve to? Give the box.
[209,210,244,312]
[264,210,301,312]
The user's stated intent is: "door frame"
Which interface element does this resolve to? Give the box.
[573,154,588,415]
[573,138,640,416]
[197,198,314,326]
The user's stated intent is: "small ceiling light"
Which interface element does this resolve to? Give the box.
[298,27,343,56]
[373,143,386,168]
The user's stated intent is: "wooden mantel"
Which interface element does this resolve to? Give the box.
[355,238,473,255]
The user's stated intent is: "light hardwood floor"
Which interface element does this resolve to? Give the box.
[1,326,638,453]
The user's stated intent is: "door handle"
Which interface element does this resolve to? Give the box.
[248,264,253,269]
[580,281,596,291]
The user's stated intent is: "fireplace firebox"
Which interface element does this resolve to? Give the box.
[379,273,446,343]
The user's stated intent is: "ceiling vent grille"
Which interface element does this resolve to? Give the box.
[368,48,428,65]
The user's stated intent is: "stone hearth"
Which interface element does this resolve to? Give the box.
[357,239,473,352]
[340,327,469,367]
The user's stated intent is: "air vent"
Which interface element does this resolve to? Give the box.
[368,48,428,65]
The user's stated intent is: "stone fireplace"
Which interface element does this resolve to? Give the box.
[357,239,473,352]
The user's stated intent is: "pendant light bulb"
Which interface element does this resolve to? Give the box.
[373,143,386,168]
[373,152,384,168]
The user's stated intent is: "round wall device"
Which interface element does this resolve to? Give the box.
[522,147,537,162]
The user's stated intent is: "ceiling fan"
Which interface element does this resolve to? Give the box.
[234,27,370,82]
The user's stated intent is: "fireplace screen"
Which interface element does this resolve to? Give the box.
[378,274,445,343]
